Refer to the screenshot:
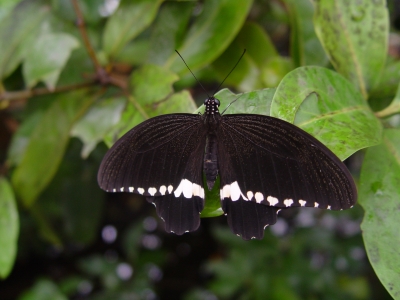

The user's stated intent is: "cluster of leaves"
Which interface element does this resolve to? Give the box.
[0,0,399,299]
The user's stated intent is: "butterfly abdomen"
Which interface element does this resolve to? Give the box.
[204,134,219,190]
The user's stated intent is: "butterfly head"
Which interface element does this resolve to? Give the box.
[204,96,220,116]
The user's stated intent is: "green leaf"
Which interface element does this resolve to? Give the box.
[196,88,275,116]
[103,0,163,60]
[0,0,49,78]
[0,177,19,279]
[369,59,400,112]
[167,0,253,75]
[131,64,179,105]
[18,278,67,300]
[148,90,196,117]
[23,32,80,89]
[283,0,328,67]
[71,97,126,158]
[201,176,223,218]
[314,0,388,98]
[271,66,382,160]
[12,91,94,207]
[359,129,400,299]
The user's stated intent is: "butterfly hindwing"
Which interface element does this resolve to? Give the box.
[217,114,357,239]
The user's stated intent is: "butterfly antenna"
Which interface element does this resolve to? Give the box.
[212,49,246,95]
[221,93,245,115]
[175,50,210,98]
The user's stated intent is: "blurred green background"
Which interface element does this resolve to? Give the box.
[1,0,400,299]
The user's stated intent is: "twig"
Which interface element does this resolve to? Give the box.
[0,80,95,102]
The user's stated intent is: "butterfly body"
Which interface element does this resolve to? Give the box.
[98,95,357,240]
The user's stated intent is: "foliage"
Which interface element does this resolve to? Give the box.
[0,0,399,299]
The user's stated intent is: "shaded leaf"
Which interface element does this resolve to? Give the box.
[314,0,388,98]
[147,1,194,65]
[283,0,328,66]
[167,0,253,75]
[0,177,19,279]
[23,32,80,89]
[103,0,163,60]
[272,66,382,160]
[212,22,286,90]
[71,97,126,158]
[12,91,94,207]
[359,129,400,299]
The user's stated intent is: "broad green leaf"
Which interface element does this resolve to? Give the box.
[0,177,19,279]
[12,91,94,207]
[314,0,388,98]
[52,0,108,25]
[18,278,67,300]
[167,0,253,75]
[196,88,275,116]
[71,97,126,158]
[283,0,328,67]
[130,64,179,105]
[0,0,21,22]
[0,0,49,78]
[103,0,163,60]
[272,66,382,160]
[23,32,80,89]
[147,90,196,117]
[359,129,400,299]
[147,1,193,65]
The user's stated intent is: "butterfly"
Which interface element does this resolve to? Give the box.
[97,93,357,240]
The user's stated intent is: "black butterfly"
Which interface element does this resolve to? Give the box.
[98,94,357,240]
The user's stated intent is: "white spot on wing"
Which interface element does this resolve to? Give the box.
[227,181,248,201]
[192,183,205,199]
[112,188,116,193]
[267,196,278,206]
[314,202,319,208]
[220,181,248,201]
[254,192,264,203]
[168,185,173,194]
[283,199,294,207]
[129,187,134,192]
[247,191,254,200]
[174,179,199,198]
[327,205,331,210]
[148,187,157,196]
[138,188,144,194]
[221,184,230,199]
[299,199,306,206]
[120,187,124,192]
[159,185,166,195]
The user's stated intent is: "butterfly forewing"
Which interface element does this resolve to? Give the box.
[217,114,357,210]
[98,113,205,194]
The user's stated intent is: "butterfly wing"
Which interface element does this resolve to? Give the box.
[98,113,207,234]
[217,114,357,240]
